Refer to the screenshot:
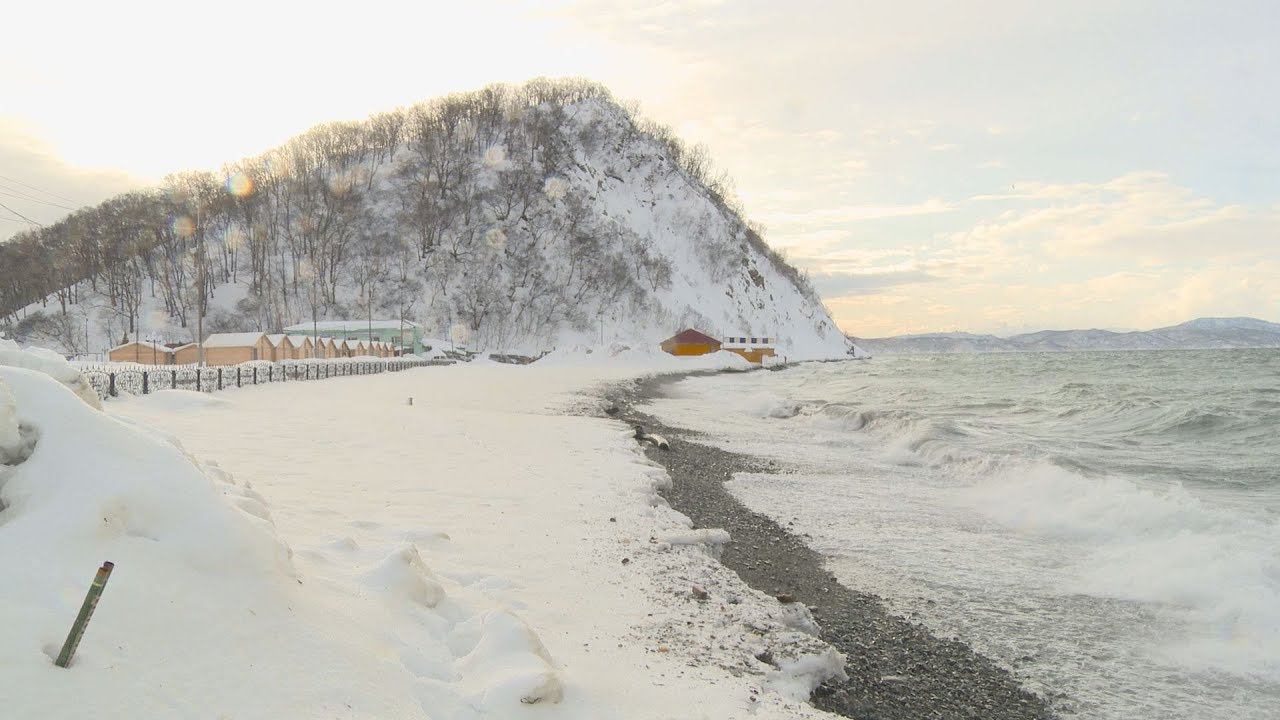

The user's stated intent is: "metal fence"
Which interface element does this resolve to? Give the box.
[78,358,451,402]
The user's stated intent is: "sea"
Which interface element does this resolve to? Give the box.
[643,349,1280,719]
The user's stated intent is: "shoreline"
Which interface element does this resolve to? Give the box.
[606,369,1056,720]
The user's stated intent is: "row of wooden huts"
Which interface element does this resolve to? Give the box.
[108,332,400,366]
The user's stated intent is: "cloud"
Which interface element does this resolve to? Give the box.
[953,172,1279,263]
[0,118,143,240]
[760,198,955,226]
[810,268,943,297]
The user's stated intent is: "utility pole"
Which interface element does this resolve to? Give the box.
[195,203,206,368]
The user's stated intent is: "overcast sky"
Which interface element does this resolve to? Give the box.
[3,0,1277,335]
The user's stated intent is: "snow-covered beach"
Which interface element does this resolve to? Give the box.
[1,346,848,719]
[615,373,1054,720]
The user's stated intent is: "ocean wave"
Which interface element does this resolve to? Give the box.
[957,460,1280,677]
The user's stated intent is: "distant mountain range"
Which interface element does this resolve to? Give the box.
[850,317,1280,355]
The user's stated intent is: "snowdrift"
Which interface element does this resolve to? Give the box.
[0,351,566,717]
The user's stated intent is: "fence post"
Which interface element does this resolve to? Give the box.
[253,367,258,385]
[237,367,242,388]
[171,369,177,389]
[218,368,223,390]
[142,372,149,395]
[108,373,116,398]
[196,370,201,392]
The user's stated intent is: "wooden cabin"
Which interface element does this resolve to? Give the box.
[172,343,200,365]
[108,340,174,365]
[660,329,722,356]
[266,334,291,362]
[202,332,272,366]
[722,335,777,364]
[290,335,315,359]
[322,338,341,359]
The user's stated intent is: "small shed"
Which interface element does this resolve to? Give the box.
[660,329,722,357]
[266,334,291,362]
[290,335,315,359]
[351,339,369,357]
[172,343,200,365]
[321,338,340,359]
[108,340,174,365]
[202,332,271,366]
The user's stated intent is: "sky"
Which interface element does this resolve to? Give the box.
[2,0,1277,336]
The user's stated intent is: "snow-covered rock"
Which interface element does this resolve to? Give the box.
[0,376,23,464]
[0,338,101,409]
[4,81,851,362]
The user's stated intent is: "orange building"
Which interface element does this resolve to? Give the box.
[660,329,722,356]
[722,335,778,364]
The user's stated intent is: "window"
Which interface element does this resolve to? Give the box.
[750,337,757,344]
[762,337,770,344]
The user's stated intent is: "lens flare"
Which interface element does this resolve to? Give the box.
[171,215,195,238]
[484,227,507,251]
[226,171,254,197]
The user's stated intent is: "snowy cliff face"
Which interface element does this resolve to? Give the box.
[853,317,1280,354]
[1,81,849,360]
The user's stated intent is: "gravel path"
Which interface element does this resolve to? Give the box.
[605,371,1057,720]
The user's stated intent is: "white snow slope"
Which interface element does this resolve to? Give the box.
[7,89,850,363]
[1,346,844,719]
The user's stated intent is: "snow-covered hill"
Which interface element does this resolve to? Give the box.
[853,317,1280,354]
[0,80,848,361]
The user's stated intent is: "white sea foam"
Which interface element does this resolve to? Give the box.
[645,350,1280,719]
[960,460,1280,676]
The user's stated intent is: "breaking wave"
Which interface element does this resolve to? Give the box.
[648,349,1280,718]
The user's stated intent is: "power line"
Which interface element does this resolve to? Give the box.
[0,200,42,227]
[0,172,78,204]
[0,186,77,211]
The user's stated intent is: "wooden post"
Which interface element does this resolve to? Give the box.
[55,562,114,668]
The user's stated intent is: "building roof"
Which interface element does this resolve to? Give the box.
[664,328,721,346]
[283,320,421,332]
[202,332,267,348]
[110,340,173,352]
[266,334,288,345]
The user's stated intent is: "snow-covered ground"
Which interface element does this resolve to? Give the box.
[1,345,843,719]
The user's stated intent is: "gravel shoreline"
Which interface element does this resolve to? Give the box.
[605,369,1057,720]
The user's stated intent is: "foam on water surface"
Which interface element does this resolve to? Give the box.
[645,349,1280,719]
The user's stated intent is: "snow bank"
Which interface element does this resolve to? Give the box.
[0,338,102,410]
[2,364,583,717]
[127,388,230,411]
[0,376,23,463]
